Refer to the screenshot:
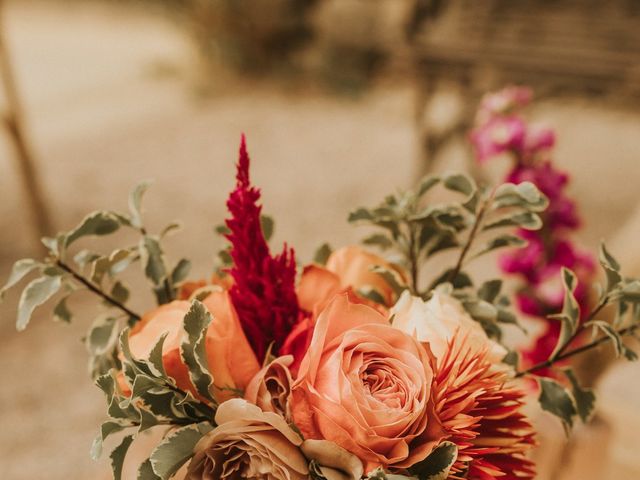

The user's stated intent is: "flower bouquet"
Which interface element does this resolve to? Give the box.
[3,131,640,480]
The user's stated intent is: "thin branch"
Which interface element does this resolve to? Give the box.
[448,195,491,282]
[515,323,639,378]
[407,224,419,293]
[56,260,141,321]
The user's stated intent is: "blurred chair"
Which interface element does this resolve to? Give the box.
[0,2,51,244]
[408,0,640,170]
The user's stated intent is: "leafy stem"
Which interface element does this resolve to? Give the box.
[55,259,141,321]
[515,323,639,378]
[550,294,611,362]
[407,221,419,293]
[448,192,492,283]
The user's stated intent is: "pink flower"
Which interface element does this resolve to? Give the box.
[470,116,527,163]
[476,86,533,123]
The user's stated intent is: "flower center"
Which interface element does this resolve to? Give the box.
[360,360,406,409]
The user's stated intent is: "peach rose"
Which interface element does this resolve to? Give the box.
[297,245,407,313]
[244,355,294,420]
[126,290,260,402]
[186,398,308,480]
[391,290,507,363]
[291,294,444,473]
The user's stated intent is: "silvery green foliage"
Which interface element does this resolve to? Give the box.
[91,300,217,480]
[348,172,547,341]
[1,182,192,378]
[535,244,640,431]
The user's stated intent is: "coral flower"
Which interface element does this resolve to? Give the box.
[432,334,536,479]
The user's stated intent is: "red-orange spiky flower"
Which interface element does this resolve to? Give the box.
[432,334,536,479]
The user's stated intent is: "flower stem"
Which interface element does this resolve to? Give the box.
[448,194,491,283]
[515,323,638,378]
[55,259,141,321]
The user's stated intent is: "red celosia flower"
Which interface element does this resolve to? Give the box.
[432,334,536,479]
[225,135,300,362]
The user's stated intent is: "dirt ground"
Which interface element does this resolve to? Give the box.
[0,1,639,479]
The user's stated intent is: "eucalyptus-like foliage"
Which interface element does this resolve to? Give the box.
[91,300,217,480]
[1,182,191,379]
[349,173,547,343]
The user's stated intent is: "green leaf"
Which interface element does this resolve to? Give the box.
[53,295,73,323]
[586,320,636,359]
[65,211,121,247]
[470,234,527,260]
[73,249,101,269]
[96,371,118,404]
[492,182,548,211]
[484,211,542,231]
[357,287,387,305]
[562,368,595,423]
[87,316,120,356]
[129,180,153,229]
[217,249,232,266]
[214,223,231,236]
[181,301,215,402]
[138,459,161,480]
[41,236,62,255]
[502,349,520,368]
[462,299,498,323]
[599,243,622,294]
[91,421,127,460]
[442,173,476,197]
[370,266,407,298]
[160,221,182,239]
[260,214,275,241]
[348,208,374,223]
[363,233,393,250]
[16,275,62,330]
[171,259,191,286]
[313,243,333,265]
[110,434,135,480]
[477,280,503,303]
[417,175,440,197]
[140,236,167,286]
[111,281,130,305]
[429,269,473,291]
[538,377,577,434]
[109,248,138,276]
[1,259,41,300]
[409,441,458,480]
[147,333,168,379]
[149,423,213,479]
[550,268,581,359]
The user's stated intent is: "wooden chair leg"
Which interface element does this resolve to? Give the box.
[0,2,52,245]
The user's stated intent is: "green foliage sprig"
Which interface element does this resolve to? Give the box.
[349,173,548,342]
[350,171,640,434]
[1,182,193,380]
[92,300,218,480]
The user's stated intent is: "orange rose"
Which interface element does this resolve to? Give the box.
[178,273,233,300]
[126,290,259,402]
[290,294,444,473]
[297,246,406,314]
[244,355,294,420]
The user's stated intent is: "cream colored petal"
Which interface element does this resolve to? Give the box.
[301,439,364,480]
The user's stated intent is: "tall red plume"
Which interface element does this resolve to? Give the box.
[225,135,300,362]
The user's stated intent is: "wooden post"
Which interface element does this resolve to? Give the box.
[0,1,53,244]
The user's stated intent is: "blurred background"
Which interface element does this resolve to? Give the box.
[1,0,640,478]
